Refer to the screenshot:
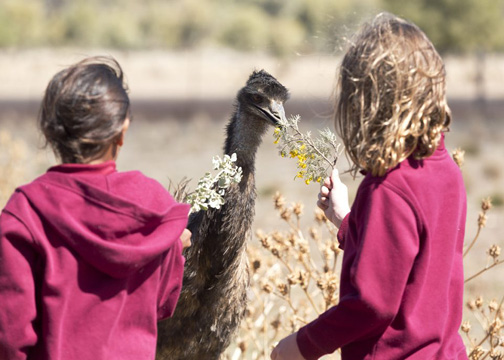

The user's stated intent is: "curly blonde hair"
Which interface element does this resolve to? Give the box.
[335,13,451,177]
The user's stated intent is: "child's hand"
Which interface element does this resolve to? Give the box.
[180,229,192,249]
[270,332,305,360]
[317,168,350,228]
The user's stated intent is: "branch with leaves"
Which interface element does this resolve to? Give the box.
[274,115,341,185]
[185,153,242,213]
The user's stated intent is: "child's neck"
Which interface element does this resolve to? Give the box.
[86,144,118,165]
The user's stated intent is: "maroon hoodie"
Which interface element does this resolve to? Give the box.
[297,136,469,359]
[0,161,189,360]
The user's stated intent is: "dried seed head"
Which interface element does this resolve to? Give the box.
[309,227,319,240]
[489,349,504,360]
[259,235,271,250]
[461,320,471,333]
[252,259,261,272]
[298,270,309,289]
[293,202,304,216]
[261,282,273,294]
[452,148,465,168]
[497,336,504,346]
[298,241,309,254]
[238,341,247,353]
[489,244,501,259]
[289,269,308,289]
[276,281,289,296]
[289,318,296,332]
[475,296,484,309]
[467,300,477,311]
[478,212,487,228]
[489,298,499,312]
[316,277,327,290]
[272,231,284,244]
[287,233,297,246]
[314,208,327,224]
[296,252,306,262]
[330,241,341,253]
[470,346,485,360]
[270,317,281,330]
[287,272,299,285]
[280,208,292,221]
[271,245,281,258]
[481,197,493,211]
[490,318,502,335]
[274,191,285,210]
[326,274,338,294]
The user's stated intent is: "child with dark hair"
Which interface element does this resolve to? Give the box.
[0,56,191,360]
[272,13,468,360]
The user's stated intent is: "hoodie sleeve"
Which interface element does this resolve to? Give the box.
[157,238,185,320]
[336,213,350,250]
[0,210,39,360]
[297,183,420,359]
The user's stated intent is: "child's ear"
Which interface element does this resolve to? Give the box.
[117,118,130,147]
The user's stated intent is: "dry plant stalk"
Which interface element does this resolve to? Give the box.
[224,192,342,360]
[460,198,503,360]
[455,150,504,360]
[226,148,503,359]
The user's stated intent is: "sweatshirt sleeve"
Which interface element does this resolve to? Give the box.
[0,211,39,360]
[297,183,420,359]
[336,213,350,250]
[156,238,185,320]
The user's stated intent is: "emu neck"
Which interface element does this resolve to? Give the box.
[224,110,268,174]
[194,109,269,275]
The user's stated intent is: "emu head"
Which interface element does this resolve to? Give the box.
[236,69,290,127]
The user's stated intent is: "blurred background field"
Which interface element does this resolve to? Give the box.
[0,0,503,358]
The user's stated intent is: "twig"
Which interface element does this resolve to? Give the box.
[464,259,504,283]
[290,126,336,170]
[468,296,504,358]
[463,226,482,258]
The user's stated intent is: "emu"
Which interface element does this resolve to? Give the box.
[156,70,290,359]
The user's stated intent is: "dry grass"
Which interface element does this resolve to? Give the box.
[222,191,503,360]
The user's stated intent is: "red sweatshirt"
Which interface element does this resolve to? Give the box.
[0,161,190,360]
[297,137,468,359]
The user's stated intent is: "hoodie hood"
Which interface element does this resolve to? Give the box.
[13,161,189,278]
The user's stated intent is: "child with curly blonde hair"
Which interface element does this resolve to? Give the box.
[272,13,468,360]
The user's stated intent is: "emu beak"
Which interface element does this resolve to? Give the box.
[269,100,286,125]
[252,99,286,125]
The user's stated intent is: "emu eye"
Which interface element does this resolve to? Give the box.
[251,94,263,103]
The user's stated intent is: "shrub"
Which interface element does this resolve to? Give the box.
[218,6,271,52]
